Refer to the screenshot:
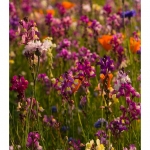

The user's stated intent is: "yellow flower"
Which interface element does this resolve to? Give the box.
[112,94,119,103]
[9,59,14,64]
[85,140,94,150]
[96,139,105,150]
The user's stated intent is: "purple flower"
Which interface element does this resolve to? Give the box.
[114,70,140,98]
[97,55,115,75]
[80,15,89,24]
[51,106,57,113]
[10,16,19,29]
[78,47,99,63]
[94,118,108,128]
[18,18,39,44]
[121,10,136,18]
[55,3,66,17]
[68,138,83,150]
[103,4,112,15]
[123,144,137,150]
[38,73,51,94]
[45,13,53,25]
[107,14,122,29]
[10,75,28,99]
[9,2,16,16]
[62,16,72,29]
[26,132,42,150]
[109,117,128,137]
[95,130,108,145]
[57,48,72,60]
[21,0,32,14]
[56,39,71,51]
[9,29,16,41]
[61,126,69,132]
[89,19,102,34]
[120,99,141,122]
[43,115,59,128]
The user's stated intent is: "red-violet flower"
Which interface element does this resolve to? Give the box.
[26,132,42,150]
[10,75,28,99]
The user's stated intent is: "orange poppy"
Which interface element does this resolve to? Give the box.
[62,1,75,9]
[72,76,85,93]
[98,35,113,51]
[38,9,44,15]
[87,21,92,27]
[46,9,55,16]
[130,37,141,53]
[100,73,113,88]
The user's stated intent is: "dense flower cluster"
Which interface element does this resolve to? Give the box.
[113,70,140,98]
[18,17,39,44]
[23,37,56,56]
[97,55,115,75]
[26,132,42,150]
[10,75,28,99]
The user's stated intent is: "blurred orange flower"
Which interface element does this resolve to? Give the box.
[72,76,85,93]
[62,1,75,9]
[98,35,113,51]
[130,37,141,53]
[100,73,113,88]
[46,9,55,16]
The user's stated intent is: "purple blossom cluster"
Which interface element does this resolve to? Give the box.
[68,138,84,150]
[18,17,39,44]
[74,59,96,79]
[123,144,137,150]
[26,132,42,150]
[10,75,28,100]
[21,0,32,14]
[53,71,75,97]
[9,2,18,41]
[55,3,66,17]
[89,19,102,35]
[56,39,72,60]
[80,15,89,24]
[120,98,141,122]
[109,117,128,137]
[113,70,140,98]
[77,47,99,63]
[95,130,108,145]
[43,115,59,128]
[97,55,115,75]
[103,4,112,15]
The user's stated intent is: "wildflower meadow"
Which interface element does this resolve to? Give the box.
[9,0,141,149]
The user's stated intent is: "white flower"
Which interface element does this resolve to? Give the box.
[23,37,56,55]
[23,40,36,54]
[83,4,91,12]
